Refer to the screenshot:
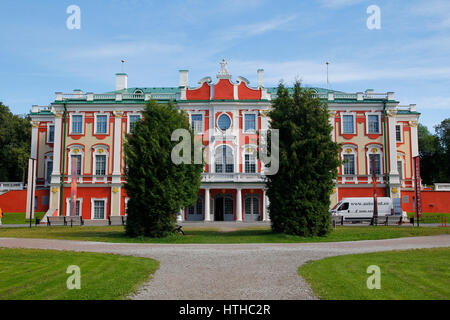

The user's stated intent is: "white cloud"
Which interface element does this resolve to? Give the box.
[317,0,367,8]
[410,0,450,28]
[218,15,296,42]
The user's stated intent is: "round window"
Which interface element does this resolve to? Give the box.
[217,114,231,130]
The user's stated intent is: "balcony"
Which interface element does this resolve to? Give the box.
[202,173,265,183]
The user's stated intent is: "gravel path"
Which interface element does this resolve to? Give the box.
[1,235,449,300]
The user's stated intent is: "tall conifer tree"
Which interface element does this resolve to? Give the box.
[124,100,203,237]
[266,82,340,236]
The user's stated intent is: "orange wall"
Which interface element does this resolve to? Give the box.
[401,190,450,213]
[0,189,49,213]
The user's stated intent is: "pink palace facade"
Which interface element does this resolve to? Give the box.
[28,60,420,222]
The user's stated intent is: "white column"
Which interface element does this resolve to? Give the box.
[204,188,211,221]
[236,188,242,221]
[51,114,63,182]
[388,114,398,175]
[263,189,270,221]
[411,122,419,157]
[112,111,122,184]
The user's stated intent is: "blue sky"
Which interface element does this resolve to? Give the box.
[0,0,449,131]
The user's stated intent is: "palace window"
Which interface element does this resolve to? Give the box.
[96,115,108,134]
[191,114,203,133]
[343,154,355,175]
[245,153,256,173]
[396,125,402,142]
[215,145,234,173]
[70,154,82,175]
[244,196,259,216]
[95,155,106,176]
[46,160,53,183]
[129,114,141,133]
[369,154,381,175]
[397,161,403,180]
[368,115,380,134]
[244,114,256,132]
[188,196,204,216]
[92,200,106,220]
[48,125,55,143]
[342,115,354,134]
[217,114,231,131]
[66,198,82,217]
[71,115,83,134]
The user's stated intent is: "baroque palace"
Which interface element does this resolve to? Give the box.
[29,60,420,222]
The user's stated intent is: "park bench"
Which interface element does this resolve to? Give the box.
[371,215,402,226]
[108,215,127,226]
[47,216,84,226]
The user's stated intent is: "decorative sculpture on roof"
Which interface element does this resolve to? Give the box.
[217,59,231,79]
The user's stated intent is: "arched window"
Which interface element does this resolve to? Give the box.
[215,145,234,173]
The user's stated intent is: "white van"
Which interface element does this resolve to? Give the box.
[330,197,393,220]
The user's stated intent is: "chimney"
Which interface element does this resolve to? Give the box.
[257,69,264,87]
[179,70,189,87]
[116,73,128,91]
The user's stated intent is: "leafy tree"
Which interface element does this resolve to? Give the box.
[266,82,340,236]
[0,102,31,182]
[124,100,203,237]
[418,119,450,185]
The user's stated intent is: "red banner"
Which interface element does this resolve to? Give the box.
[413,156,422,218]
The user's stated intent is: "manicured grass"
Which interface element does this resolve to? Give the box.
[0,247,159,300]
[407,212,450,223]
[1,212,45,224]
[0,225,449,243]
[298,247,450,300]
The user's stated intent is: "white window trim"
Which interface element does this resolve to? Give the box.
[44,153,53,187]
[92,145,109,182]
[241,144,258,173]
[91,198,108,220]
[66,198,83,217]
[242,111,258,133]
[214,144,235,173]
[216,112,233,133]
[94,112,110,135]
[366,112,381,134]
[67,146,84,182]
[243,194,260,216]
[189,111,205,134]
[69,113,85,135]
[341,145,357,178]
[46,123,55,143]
[366,145,384,182]
[397,153,406,187]
[395,123,404,143]
[340,112,356,134]
[127,112,142,134]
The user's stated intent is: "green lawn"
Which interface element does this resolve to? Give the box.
[1,212,45,224]
[298,247,450,300]
[0,247,159,300]
[407,212,450,223]
[0,225,449,243]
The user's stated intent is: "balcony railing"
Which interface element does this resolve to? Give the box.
[202,173,265,183]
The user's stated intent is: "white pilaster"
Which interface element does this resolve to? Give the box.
[177,208,184,222]
[388,114,398,175]
[51,115,63,181]
[112,112,122,184]
[236,188,242,221]
[263,189,270,221]
[410,122,419,157]
[204,188,211,221]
